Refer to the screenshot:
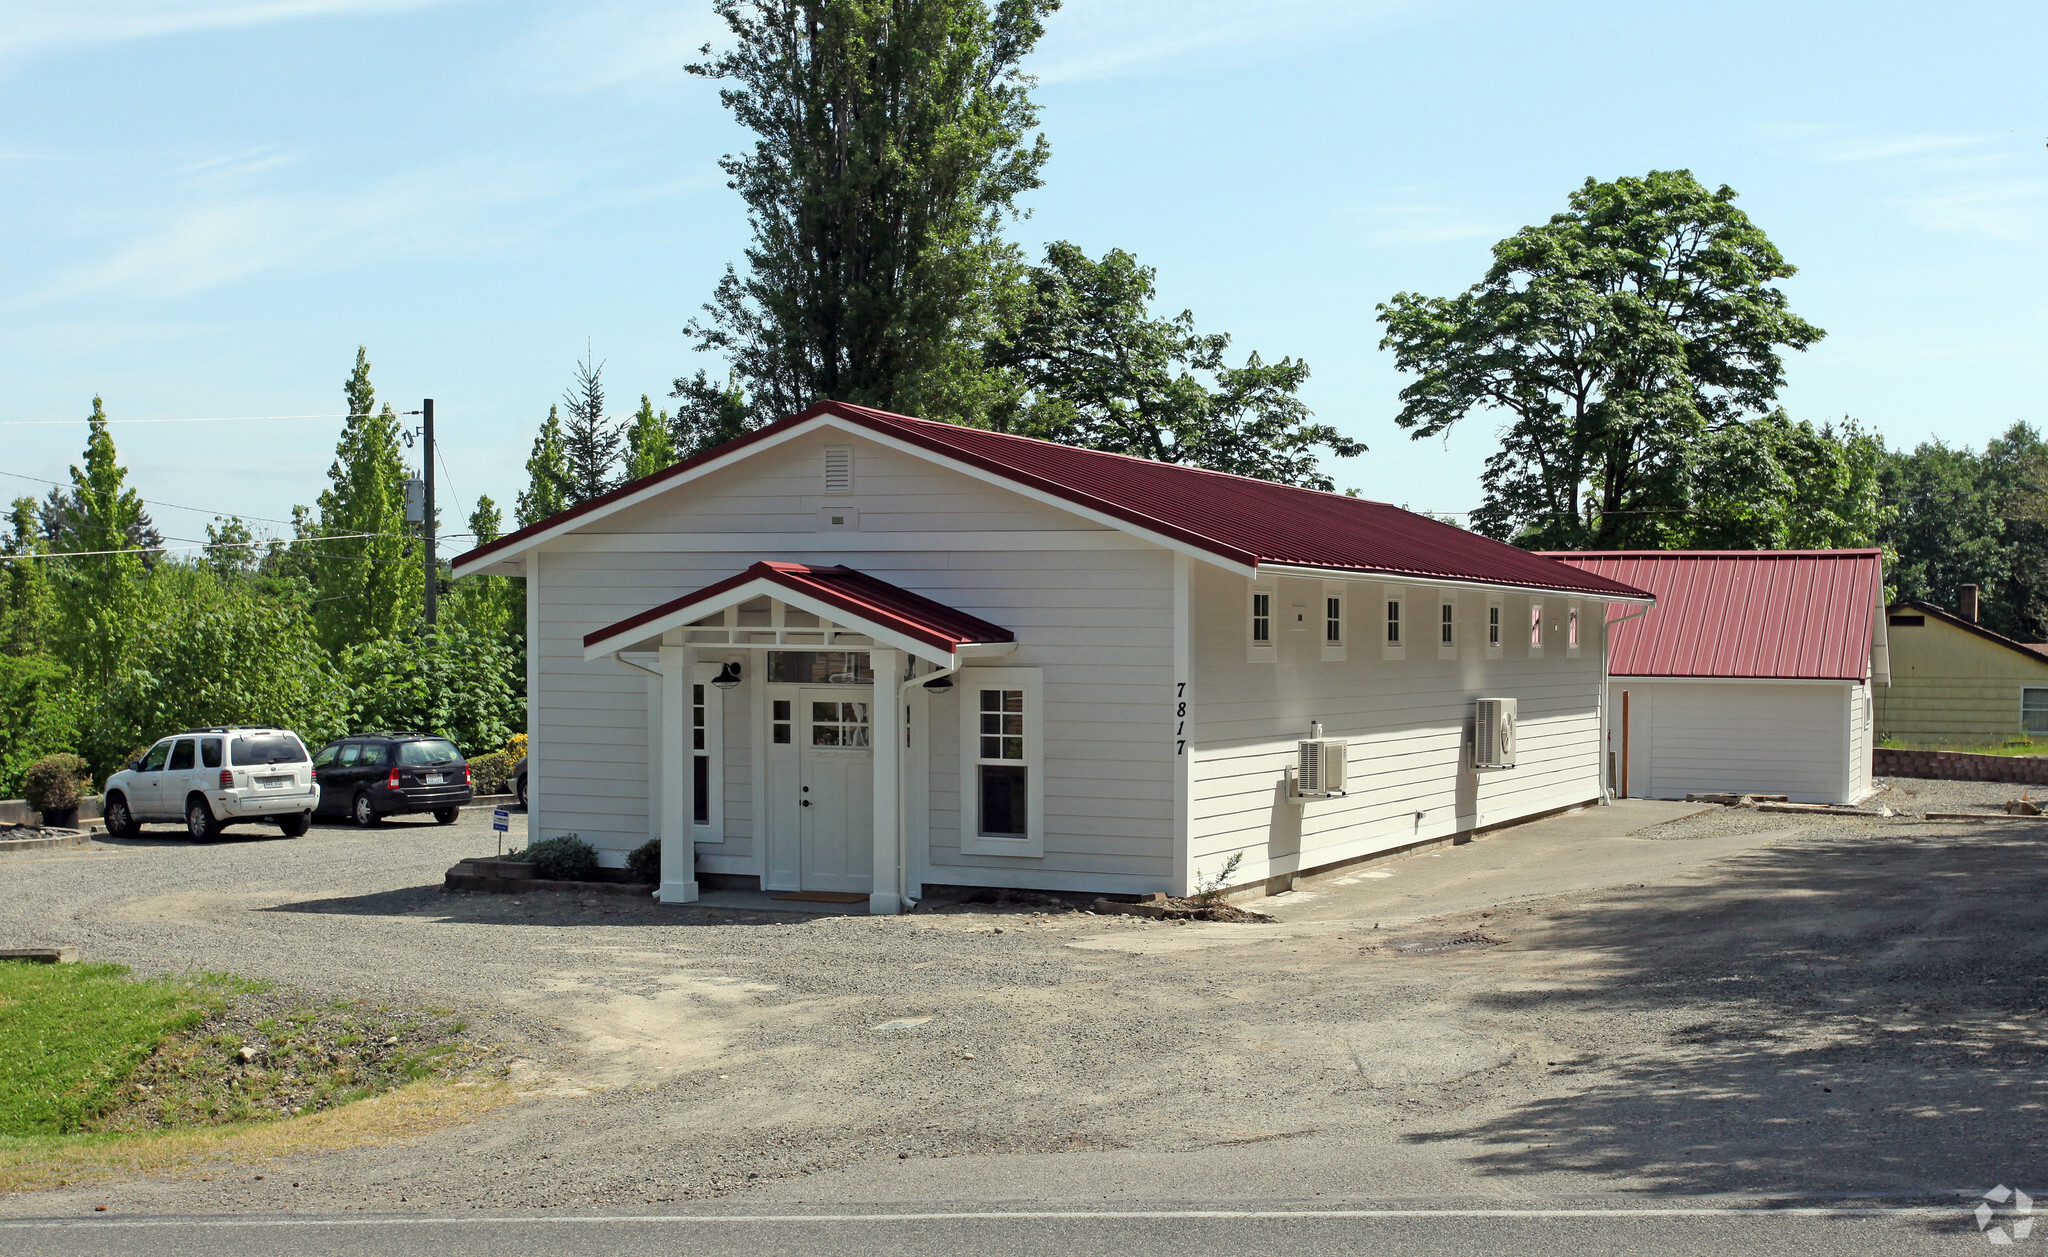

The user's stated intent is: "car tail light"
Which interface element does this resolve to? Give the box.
[387,766,401,789]
[464,762,473,785]
[219,769,233,788]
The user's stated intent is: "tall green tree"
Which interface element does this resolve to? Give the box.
[685,0,1058,425]
[516,406,571,527]
[622,395,676,481]
[0,498,56,656]
[988,241,1364,488]
[204,516,257,579]
[1880,423,2048,639]
[49,399,151,690]
[669,370,754,455]
[1677,414,1892,550]
[1377,170,1825,547]
[560,351,618,503]
[311,348,422,653]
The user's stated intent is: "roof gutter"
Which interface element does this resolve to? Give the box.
[1253,562,1655,605]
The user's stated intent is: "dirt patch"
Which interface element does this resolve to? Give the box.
[91,982,498,1133]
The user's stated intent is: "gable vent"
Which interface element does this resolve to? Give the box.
[823,446,853,495]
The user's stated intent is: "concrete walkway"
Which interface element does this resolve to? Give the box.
[1258,799,1785,929]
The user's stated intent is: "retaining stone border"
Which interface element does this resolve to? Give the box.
[1874,748,2048,785]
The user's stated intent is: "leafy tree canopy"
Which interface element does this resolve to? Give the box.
[685,0,1057,425]
[1378,170,1824,547]
[517,406,571,528]
[622,395,675,482]
[311,348,421,653]
[1880,423,2048,639]
[989,241,1364,489]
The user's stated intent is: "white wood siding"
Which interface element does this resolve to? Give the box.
[526,429,1176,885]
[1187,564,1607,891]
[1612,679,1859,804]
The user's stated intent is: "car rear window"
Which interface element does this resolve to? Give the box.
[231,733,308,765]
[397,739,462,766]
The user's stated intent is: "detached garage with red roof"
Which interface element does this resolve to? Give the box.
[1546,550,1890,805]
[454,401,1652,910]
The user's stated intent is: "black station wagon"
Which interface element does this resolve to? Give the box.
[310,732,473,826]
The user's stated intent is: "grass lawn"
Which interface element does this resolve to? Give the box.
[0,960,509,1192]
[0,962,219,1137]
[1880,739,2048,757]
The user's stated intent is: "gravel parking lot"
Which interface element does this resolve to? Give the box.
[1,784,2043,1219]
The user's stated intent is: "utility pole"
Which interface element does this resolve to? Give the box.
[422,398,437,628]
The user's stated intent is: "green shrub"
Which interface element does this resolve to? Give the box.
[467,751,511,793]
[0,656,81,801]
[627,838,661,883]
[511,834,598,882]
[22,754,92,812]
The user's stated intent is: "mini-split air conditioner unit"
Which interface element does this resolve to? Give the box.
[1474,696,1517,769]
[1287,722,1349,802]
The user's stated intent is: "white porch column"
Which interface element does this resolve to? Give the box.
[657,642,700,904]
[869,648,904,915]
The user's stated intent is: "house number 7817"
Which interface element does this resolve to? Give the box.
[1174,681,1187,755]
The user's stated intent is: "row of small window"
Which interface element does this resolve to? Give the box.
[1251,589,1580,654]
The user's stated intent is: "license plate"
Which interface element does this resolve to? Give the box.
[258,776,289,789]
[425,773,444,785]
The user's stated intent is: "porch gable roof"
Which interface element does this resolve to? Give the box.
[582,561,1015,665]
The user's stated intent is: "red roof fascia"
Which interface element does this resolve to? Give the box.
[460,399,1647,600]
[583,560,1014,654]
[1543,550,1884,680]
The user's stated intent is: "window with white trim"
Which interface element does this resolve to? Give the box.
[2025,688,2048,736]
[1248,581,1277,663]
[1382,588,1406,659]
[692,683,709,825]
[1487,598,1503,658]
[959,668,1044,856]
[1438,597,1457,658]
[1529,601,1544,657]
[1321,583,1346,661]
[690,662,727,842]
[1567,603,1581,657]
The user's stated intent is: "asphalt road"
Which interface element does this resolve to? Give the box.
[0,1202,1996,1257]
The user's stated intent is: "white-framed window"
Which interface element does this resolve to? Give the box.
[1382,587,1406,660]
[1486,597,1504,659]
[2024,687,2048,736]
[1438,596,1457,658]
[958,667,1044,857]
[1529,601,1544,657]
[691,661,727,842]
[1248,581,1277,663]
[1321,582,1346,662]
[1567,603,1582,657]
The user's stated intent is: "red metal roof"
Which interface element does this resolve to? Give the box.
[584,561,1014,654]
[1542,550,1885,680]
[456,401,1649,601]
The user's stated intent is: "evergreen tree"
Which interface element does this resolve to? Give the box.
[517,406,572,527]
[310,347,422,653]
[0,497,55,656]
[623,395,676,481]
[685,0,1056,425]
[51,398,150,690]
[560,351,617,504]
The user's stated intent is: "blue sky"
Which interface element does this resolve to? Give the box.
[2,0,2041,552]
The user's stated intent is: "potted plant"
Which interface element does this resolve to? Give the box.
[22,754,92,829]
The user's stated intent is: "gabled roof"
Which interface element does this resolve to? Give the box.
[1543,549,1885,680]
[1888,597,2048,670]
[582,561,1013,664]
[454,401,1650,601]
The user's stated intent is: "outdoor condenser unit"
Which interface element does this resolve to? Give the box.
[1474,696,1517,769]
[1287,723,1349,801]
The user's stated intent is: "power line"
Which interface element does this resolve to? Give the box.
[0,532,397,561]
[0,468,305,527]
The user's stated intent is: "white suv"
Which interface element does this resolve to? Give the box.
[103,727,320,841]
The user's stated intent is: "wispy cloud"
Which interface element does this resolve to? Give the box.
[1758,123,2043,246]
[492,0,725,95]
[1900,180,2048,245]
[1342,189,1501,246]
[1031,0,1432,84]
[0,0,461,66]
[40,156,556,299]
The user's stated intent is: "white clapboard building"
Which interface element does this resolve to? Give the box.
[1546,549,1889,805]
[452,401,1653,911]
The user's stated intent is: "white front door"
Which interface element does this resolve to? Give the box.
[789,687,874,893]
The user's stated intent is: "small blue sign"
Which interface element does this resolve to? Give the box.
[492,808,510,832]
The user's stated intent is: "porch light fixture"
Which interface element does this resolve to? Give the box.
[922,675,954,693]
[712,661,743,690]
